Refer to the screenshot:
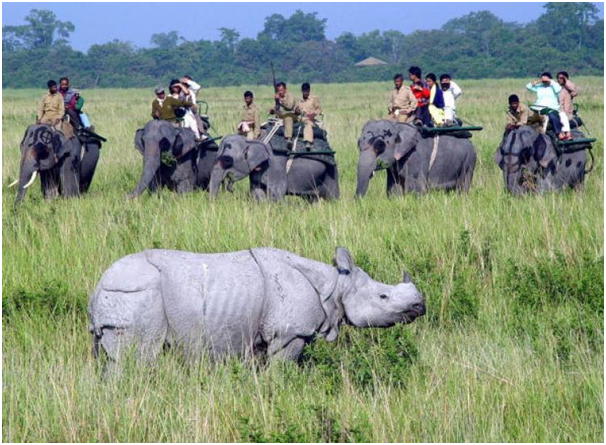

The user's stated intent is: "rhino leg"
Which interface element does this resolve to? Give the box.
[268,337,307,362]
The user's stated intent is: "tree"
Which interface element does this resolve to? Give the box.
[2,9,74,50]
[258,10,326,42]
[535,2,600,50]
[150,31,184,50]
[218,28,240,54]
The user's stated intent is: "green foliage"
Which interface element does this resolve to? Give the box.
[3,4,604,88]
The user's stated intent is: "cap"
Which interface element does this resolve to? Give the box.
[155,87,165,94]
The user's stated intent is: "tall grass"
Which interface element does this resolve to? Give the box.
[2,78,604,442]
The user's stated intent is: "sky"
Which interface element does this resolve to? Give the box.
[2,2,604,52]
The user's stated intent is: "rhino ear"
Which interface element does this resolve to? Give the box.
[402,270,411,283]
[333,247,354,275]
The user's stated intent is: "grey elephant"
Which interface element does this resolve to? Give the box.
[129,120,220,197]
[11,124,85,203]
[493,125,589,194]
[355,120,476,196]
[209,134,339,201]
[88,247,425,367]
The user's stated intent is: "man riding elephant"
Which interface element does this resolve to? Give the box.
[37,80,64,130]
[295,83,322,151]
[388,73,417,123]
[269,82,297,149]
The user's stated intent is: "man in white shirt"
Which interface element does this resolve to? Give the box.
[440,73,462,124]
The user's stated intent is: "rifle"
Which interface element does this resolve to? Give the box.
[271,61,280,112]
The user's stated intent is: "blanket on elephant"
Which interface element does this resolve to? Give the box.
[271,140,337,167]
[419,126,473,139]
[261,121,328,141]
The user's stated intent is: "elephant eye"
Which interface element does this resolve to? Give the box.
[379,294,389,300]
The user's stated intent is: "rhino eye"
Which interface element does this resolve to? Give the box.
[379,294,389,300]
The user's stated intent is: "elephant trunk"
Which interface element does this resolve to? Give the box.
[129,144,161,198]
[355,149,378,197]
[505,169,524,195]
[209,164,226,198]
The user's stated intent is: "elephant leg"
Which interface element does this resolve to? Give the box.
[250,184,267,201]
[386,167,403,196]
[79,141,100,193]
[59,152,80,198]
[456,153,476,193]
[173,152,196,194]
[319,165,340,200]
[129,151,161,198]
[40,169,60,200]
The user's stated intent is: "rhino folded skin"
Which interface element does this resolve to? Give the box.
[88,247,425,366]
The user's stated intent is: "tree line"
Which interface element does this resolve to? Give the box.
[2,3,603,89]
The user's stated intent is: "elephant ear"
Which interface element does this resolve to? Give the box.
[245,141,270,171]
[172,130,197,158]
[134,128,145,154]
[51,133,63,154]
[493,132,507,170]
[394,127,419,161]
[533,134,557,168]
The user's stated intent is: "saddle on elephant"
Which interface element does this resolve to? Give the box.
[260,119,335,167]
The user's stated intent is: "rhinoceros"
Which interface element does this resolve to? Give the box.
[88,247,425,366]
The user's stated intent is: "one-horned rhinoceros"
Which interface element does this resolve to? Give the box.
[88,247,425,366]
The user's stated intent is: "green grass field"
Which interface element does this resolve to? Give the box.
[2,78,604,442]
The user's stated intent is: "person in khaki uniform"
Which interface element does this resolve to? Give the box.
[295,83,322,150]
[237,91,260,140]
[388,73,417,123]
[37,80,65,129]
[270,82,296,148]
[505,94,529,130]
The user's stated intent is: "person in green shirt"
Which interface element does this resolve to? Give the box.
[151,87,194,124]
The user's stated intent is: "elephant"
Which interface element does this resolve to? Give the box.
[209,134,339,201]
[493,125,588,194]
[88,246,425,367]
[355,120,476,196]
[11,124,86,203]
[129,120,220,197]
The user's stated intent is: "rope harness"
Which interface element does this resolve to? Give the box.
[428,135,440,172]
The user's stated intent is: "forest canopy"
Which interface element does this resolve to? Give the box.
[2,3,603,88]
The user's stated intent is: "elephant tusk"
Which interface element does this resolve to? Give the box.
[23,171,38,189]
[8,179,18,187]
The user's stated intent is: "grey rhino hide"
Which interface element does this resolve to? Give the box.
[88,247,425,367]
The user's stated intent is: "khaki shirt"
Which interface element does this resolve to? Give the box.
[152,96,191,122]
[240,103,260,137]
[506,103,529,127]
[37,92,65,123]
[558,80,578,119]
[277,92,296,113]
[297,95,322,118]
[389,86,417,115]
